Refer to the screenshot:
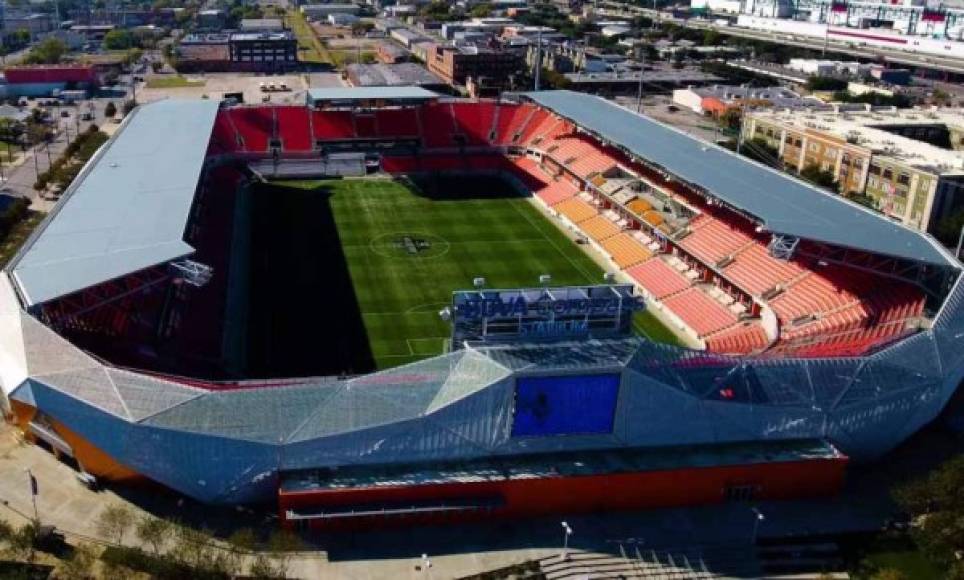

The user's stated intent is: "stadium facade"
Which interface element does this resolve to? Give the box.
[1,91,963,527]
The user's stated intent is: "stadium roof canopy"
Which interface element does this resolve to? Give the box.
[306,86,437,106]
[8,99,220,307]
[524,90,954,267]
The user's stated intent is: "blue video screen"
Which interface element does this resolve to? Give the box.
[511,374,620,437]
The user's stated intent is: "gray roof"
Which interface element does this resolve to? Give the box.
[524,90,953,267]
[345,63,444,87]
[306,86,438,104]
[9,99,220,306]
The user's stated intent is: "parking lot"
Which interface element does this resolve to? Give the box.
[137,72,311,105]
[613,93,730,144]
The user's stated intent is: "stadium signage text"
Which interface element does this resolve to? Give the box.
[457,296,622,321]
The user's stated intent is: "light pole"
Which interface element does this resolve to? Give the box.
[560,520,573,561]
[750,507,764,545]
[956,223,964,261]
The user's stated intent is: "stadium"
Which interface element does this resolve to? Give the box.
[1,87,963,529]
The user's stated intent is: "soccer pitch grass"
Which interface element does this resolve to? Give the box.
[250,176,680,373]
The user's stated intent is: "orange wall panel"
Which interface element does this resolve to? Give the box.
[279,457,847,531]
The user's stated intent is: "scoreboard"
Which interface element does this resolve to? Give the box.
[449,284,642,346]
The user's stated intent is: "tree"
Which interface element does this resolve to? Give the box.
[799,164,837,189]
[871,569,909,580]
[419,0,456,21]
[718,108,742,130]
[103,29,137,50]
[0,118,24,143]
[96,504,134,545]
[25,37,68,64]
[471,2,493,17]
[1,522,38,561]
[541,69,570,90]
[122,48,143,67]
[264,529,304,579]
[103,101,117,119]
[135,516,172,556]
[249,553,285,579]
[350,21,374,37]
[740,137,781,167]
[227,528,258,553]
[56,543,98,580]
[893,456,964,579]
[805,76,848,92]
[936,208,964,247]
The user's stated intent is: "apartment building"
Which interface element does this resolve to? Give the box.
[426,44,521,87]
[744,107,964,234]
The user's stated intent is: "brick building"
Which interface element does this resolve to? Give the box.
[744,107,964,234]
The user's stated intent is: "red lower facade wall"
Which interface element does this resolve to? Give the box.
[278,456,848,531]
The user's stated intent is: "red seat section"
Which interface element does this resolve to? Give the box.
[312,110,354,141]
[376,109,420,138]
[678,216,755,266]
[722,244,807,296]
[354,114,377,139]
[704,323,769,355]
[451,101,496,145]
[381,156,419,173]
[663,288,739,337]
[421,103,458,147]
[625,258,691,299]
[228,107,273,153]
[209,111,241,154]
[276,106,311,152]
[493,103,536,145]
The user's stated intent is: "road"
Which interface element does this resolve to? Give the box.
[4,99,114,212]
[595,1,964,76]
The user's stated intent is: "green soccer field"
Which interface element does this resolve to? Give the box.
[250,176,680,373]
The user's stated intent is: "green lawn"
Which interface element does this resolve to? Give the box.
[0,211,44,268]
[145,75,205,89]
[248,177,680,373]
[286,9,332,64]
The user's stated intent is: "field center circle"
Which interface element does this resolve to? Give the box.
[369,232,450,259]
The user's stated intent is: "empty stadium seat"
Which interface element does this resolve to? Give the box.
[493,103,537,145]
[210,111,241,153]
[275,106,312,152]
[421,103,459,148]
[626,258,691,299]
[600,234,652,269]
[228,107,274,153]
[451,102,497,145]
[354,114,377,139]
[375,108,420,138]
[554,198,598,224]
[663,287,740,337]
[580,215,621,243]
[312,110,354,141]
[705,323,769,355]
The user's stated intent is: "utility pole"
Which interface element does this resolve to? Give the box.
[736,81,750,155]
[533,28,543,91]
[635,67,644,113]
